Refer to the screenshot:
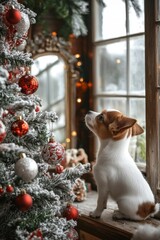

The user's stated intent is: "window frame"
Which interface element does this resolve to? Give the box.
[145,0,159,200]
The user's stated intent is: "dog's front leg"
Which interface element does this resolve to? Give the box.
[90,187,109,218]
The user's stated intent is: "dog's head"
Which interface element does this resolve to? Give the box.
[85,109,144,141]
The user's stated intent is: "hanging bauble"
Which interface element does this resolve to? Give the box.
[28,229,43,240]
[42,137,65,165]
[15,153,38,182]
[63,204,79,220]
[67,228,78,240]
[16,39,27,51]
[18,73,39,95]
[0,120,6,143]
[5,7,22,25]
[15,190,33,211]
[11,116,29,137]
[6,184,14,193]
[0,185,4,195]
[35,106,40,112]
[15,12,30,36]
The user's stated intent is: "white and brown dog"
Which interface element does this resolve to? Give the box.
[85,109,159,220]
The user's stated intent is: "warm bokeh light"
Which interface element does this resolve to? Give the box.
[75,53,81,58]
[116,58,121,64]
[77,61,82,67]
[77,98,82,103]
[80,77,84,82]
[66,138,71,143]
[72,131,77,136]
[52,31,57,36]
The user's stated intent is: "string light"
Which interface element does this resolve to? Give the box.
[75,54,81,58]
[72,131,77,137]
[77,61,82,67]
[66,138,71,143]
[52,32,57,36]
[77,98,82,103]
[80,77,84,82]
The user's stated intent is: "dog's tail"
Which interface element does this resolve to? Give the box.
[152,202,160,218]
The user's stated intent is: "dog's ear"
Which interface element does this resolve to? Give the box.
[132,123,144,136]
[109,116,143,139]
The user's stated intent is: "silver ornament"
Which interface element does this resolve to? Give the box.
[15,155,38,182]
[15,12,30,36]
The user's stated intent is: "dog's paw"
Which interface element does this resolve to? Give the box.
[89,210,101,218]
[112,210,127,220]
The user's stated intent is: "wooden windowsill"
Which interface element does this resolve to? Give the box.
[76,191,160,240]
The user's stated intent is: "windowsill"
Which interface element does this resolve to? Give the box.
[76,191,160,240]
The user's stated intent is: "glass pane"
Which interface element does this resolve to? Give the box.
[95,97,127,114]
[95,41,127,94]
[130,98,146,163]
[129,36,145,95]
[49,60,65,104]
[157,0,160,20]
[129,0,144,34]
[35,71,48,110]
[158,27,160,85]
[93,0,126,41]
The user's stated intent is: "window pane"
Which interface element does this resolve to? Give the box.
[129,36,145,95]
[93,0,126,41]
[157,0,160,20]
[129,0,144,34]
[96,97,127,114]
[130,98,146,163]
[36,71,48,110]
[95,41,126,94]
[130,98,145,127]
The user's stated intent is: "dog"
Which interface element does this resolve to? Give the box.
[85,109,159,220]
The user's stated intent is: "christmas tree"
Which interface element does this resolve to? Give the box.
[0,0,90,239]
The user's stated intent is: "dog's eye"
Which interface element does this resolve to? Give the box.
[97,114,104,123]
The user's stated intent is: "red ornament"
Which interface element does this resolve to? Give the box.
[56,164,64,174]
[63,204,79,220]
[15,190,33,211]
[0,186,4,195]
[6,184,14,193]
[35,106,40,112]
[0,120,6,143]
[18,74,39,95]
[6,7,22,25]
[42,138,65,165]
[11,117,29,137]
[28,229,43,240]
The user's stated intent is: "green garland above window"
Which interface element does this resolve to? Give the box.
[23,0,89,38]
[23,0,141,38]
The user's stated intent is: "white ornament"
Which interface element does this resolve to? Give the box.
[15,12,30,36]
[0,120,6,143]
[15,154,38,182]
[16,40,27,51]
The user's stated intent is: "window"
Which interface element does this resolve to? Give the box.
[92,0,145,164]
[92,0,160,200]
